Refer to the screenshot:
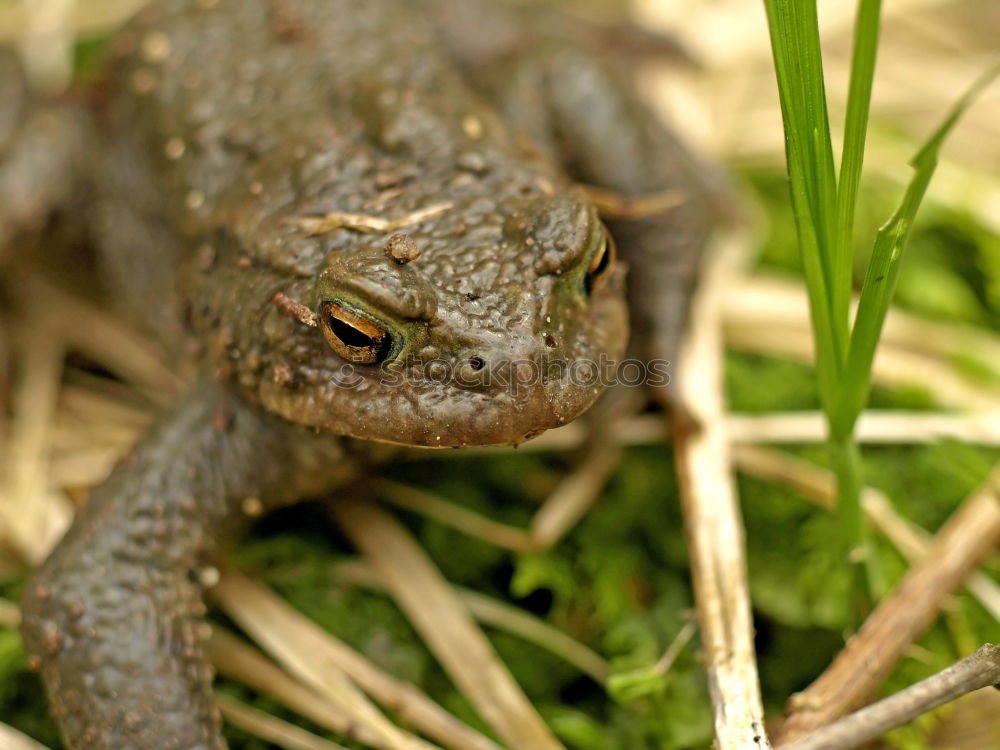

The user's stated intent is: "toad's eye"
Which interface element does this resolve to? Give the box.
[320,301,393,365]
[585,225,616,295]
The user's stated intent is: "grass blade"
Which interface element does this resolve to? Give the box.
[763,0,843,411]
[832,62,1000,436]
[834,0,882,351]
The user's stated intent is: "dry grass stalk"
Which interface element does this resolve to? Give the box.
[576,184,687,220]
[636,0,1000,237]
[18,0,75,94]
[375,480,535,552]
[774,465,1000,743]
[287,203,453,236]
[778,644,1000,750]
[529,435,621,549]
[722,276,1000,413]
[383,433,622,553]
[336,559,612,684]
[729,445,837,511]
[650,618,697,679]
[636,0,948,65]
[16,274,187,401]
[0,0,144,44]
[727,326,1000,413]
[56,380,154,430]
[731,445,1000,622]
[213,574,427,750]
[209,628,391,750]
[215,694,353,750]
[0,722,50,750]
[0,314,72,565]
[49,381,156,489]
[729,274,1000,369]
[48,443,133,490]
[455,588,612,684]
[450,416,665,454]
[218,576,499,750]
[215,573,501,750]
[672,228,770,749]
[331,496,565,750]
[726,411,1000,446]
[463,408,1000,456]
[861,493,1000,622]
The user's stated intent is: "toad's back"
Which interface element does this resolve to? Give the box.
[113,0,522,212]
[99,0,628,447]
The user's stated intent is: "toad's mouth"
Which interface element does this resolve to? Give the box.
[259,353,617,448]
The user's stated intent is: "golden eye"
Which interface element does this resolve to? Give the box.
[585,225,616,294]
[320,301,393,364]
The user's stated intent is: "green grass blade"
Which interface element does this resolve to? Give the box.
[790,195,840,412]
[763,0,843,411]
[833,0,882,358]
[779,1,838,247]
[831,62,1000,437]
[797,2,840,289]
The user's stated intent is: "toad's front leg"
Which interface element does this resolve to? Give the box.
[20,378,346,750]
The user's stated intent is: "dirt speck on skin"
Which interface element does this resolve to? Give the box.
[272,291,318,327]
[384,233,421,264]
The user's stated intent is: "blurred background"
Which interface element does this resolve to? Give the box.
[0,1,998,749]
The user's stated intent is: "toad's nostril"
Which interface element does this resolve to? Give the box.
[455,354,491,387]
